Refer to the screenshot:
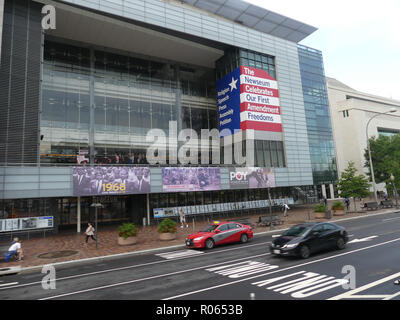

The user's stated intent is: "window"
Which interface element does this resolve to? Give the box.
[218,224,229,232]
[312,224,325,233]
[227,223,239,230]
[323,224,337,231]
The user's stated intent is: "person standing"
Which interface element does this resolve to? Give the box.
[85,222,96,243]
[179,208,188,228]
[283,203,290,217]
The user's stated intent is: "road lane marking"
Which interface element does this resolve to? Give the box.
[329,272,400,300]
[0,241,271,292]
[348,236,378,244]
[163,236,400,300]
[0,282,18,288]
[38,252,271,300]
[382,217,400,222]
[156,250,204,260]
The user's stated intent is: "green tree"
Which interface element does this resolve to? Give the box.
[336,161,371,212]
[364,134,400,196]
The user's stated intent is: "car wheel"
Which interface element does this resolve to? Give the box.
[336,237,346,250]
[299,245,310,259]
[240,233,248,243]
[205,238,215,249]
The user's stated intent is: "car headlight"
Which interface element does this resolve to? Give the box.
[193,237,205,242]
[282,243,299,249]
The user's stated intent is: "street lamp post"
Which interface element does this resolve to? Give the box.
[91,201,103,250]
[266,181,273,230]
[366,108,397,203]
[390,174,399,209]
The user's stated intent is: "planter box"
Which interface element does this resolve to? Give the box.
[314,212,326,219]
[333,209,346,216]
[118,236,137,246]
[159,232,176,241]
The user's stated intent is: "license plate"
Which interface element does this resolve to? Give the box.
[273,250,281,254]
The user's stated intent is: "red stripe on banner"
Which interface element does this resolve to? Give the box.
[241,121,283,133]
[240,102,281,115]
[240,66,276,81]
[240,84,280,98]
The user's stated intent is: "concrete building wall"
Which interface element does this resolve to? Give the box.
[327,77,400,191]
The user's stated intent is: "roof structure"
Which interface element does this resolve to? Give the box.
[181,0,318,42]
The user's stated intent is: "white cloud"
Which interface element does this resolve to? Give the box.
[246,0,400,100]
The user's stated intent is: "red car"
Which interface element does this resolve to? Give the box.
[185,221,253,249]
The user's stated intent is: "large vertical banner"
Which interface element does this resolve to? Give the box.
[217,68,241,136]
[239,66,282,132]
[216,66,282,135]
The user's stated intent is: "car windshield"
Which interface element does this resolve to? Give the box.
[202,225,218,232]
[282,225,313,237]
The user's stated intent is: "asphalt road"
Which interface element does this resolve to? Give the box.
[1,210,400,303]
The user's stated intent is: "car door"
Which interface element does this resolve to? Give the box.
[323,223,340,248]
[227,223,242,242]
[213,224,230,245]
[306,224,326,253]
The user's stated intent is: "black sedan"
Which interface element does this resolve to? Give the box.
[269,222,349,259]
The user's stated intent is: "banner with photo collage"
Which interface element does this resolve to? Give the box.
[229,167,275,189]
[161,167,221,193]
[73,167,151,196]
[0,216,54,233]
[153,198,294,219]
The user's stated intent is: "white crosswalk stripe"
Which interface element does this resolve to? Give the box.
[156,250,204,260]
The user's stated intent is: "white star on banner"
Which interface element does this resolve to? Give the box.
[229,77,238,92]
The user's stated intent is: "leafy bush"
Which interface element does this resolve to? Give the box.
[314,204,327,213]
[118,223,139,239]
[157,218,177,234]
[332,201,345,210]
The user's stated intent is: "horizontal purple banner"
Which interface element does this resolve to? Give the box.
[162,167,221,192]
[73,167,150,196]
[229,167,275,189]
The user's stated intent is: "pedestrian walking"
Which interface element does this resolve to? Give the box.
[283,203,290,217]
[344,197,350,210]
[179,208,188,228]
[85,222,96,243]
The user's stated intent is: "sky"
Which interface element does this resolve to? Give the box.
[247,0,400,101]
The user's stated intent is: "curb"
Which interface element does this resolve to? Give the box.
[17,208,400,274]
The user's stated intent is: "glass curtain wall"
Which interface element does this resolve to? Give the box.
[41,40,217,165]
[298,44,338,186]
[216,48,276,80]
[41,42,91,164]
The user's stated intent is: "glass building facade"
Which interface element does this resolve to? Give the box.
[41,40,218,165]
[298,45,338,196]
[0,0,331,232]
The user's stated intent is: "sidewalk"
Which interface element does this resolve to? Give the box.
[1,200,398,271]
